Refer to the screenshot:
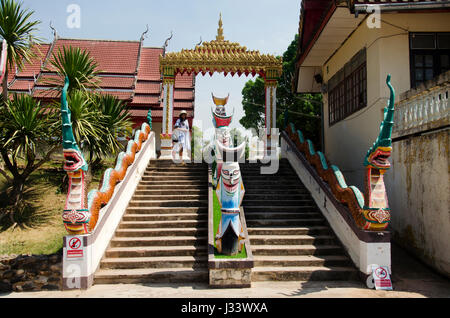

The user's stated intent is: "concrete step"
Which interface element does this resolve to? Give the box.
[141,175,207,181]
[244,189,309,195]
[240,184,306,190]
[244,206,319,212]
[252,266,359,281]
[243,200,315,206]
[145,169,207,174]
[245,212,321,220]
[125,206,208,214]
[94,267,208,284]
[119,220,208,229]
[136,184,208,190]
[246,219,325,227]
[253,255,352,267]
[134,189,207,195]
[100,256,208,269]
[132,194,208,201]
[243,194,311,200]
[123,213,207,222]
[137,180,208,186]
[114,227,208,237]
[249,235,337,245]
[251,245,343,256]
[105,245,207,258]
[110,236,207,247]
[247,226,332,236]
[128,199,208,207]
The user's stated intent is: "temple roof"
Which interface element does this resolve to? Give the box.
[3,37,195,124]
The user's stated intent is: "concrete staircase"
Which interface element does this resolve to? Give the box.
[241,159,358,282]
[94,160,209,284]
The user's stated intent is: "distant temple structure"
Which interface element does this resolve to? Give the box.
[0,36,195,150]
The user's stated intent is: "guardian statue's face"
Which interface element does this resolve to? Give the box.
[221,162,241,195]
[215,105,226,116]
[216,128,231,147]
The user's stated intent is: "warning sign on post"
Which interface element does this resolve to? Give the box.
[66,236,84,259]
[372,265,392,290]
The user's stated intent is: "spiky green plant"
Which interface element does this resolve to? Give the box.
[0,0,41,100]
[91,93,132,157]
[45,45,100,93]
[0,94,59,216]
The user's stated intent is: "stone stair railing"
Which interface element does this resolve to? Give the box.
[394,71,449,137]
[62,131,156,290]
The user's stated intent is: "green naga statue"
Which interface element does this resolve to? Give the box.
[60,76,91,234]
[286,74,395,231]
[361,74,395,229]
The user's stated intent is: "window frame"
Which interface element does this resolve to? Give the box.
[328,49,367,126]
[409,32,450,88]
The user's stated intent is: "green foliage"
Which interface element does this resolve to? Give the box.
[0,94,59,159]
[240,34,323,146]
[0,94,60,216]
[60,91,132,164]
[0,0,41,99]
[91,93,133,158]
[45,45,100,92]
[239,77,266,133]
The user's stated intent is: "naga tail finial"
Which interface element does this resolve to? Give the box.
[61,76,88,172]
[378,74,395,147]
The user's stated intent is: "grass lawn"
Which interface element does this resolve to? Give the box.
[213,190,247,259]
[0,160,105,256]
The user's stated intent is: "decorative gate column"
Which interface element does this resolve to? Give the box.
[160,66,175,159]
[264,69,279,155]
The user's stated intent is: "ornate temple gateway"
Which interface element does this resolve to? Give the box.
[159,14,282,158]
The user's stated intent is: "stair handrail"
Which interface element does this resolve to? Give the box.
[281,130,390,241]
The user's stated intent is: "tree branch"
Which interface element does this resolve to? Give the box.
[0,167,12,183]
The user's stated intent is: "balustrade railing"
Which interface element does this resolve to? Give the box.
[394,79,449,134]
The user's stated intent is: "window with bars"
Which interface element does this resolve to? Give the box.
[328,48,367,126]
[410,33,450,88]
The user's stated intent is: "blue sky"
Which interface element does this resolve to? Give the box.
[23,0,300,139]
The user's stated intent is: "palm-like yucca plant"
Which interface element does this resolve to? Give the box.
[0,94,59,210]
[0,0,41,100]
[65,90,103,162]
[45,45,100,93]
[91,93,133,157]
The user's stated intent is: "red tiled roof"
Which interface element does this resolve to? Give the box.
[46,39,140,75]
[175,73,194,88]
[16,44,51,78]
[3,38,195,125]
[130,109,193,118]
[9,79,34,91]
[174,101,194,109]
[130,94,159,105]
[32,89,60,99]
[98,76,135,89]
[98,90,133,100]
[135,81,160,94]
[137,47,163,80]
[174,90,194,100]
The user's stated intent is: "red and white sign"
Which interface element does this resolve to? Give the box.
[66,236,84,259]
[372,265,392,290]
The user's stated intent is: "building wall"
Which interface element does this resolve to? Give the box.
[322,12,450,189]
[321,12,450,277]
[385,130,450,277]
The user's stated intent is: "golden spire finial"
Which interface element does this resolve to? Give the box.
[216,13,224,41]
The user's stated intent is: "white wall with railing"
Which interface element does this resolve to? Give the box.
[394,79,449,135]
